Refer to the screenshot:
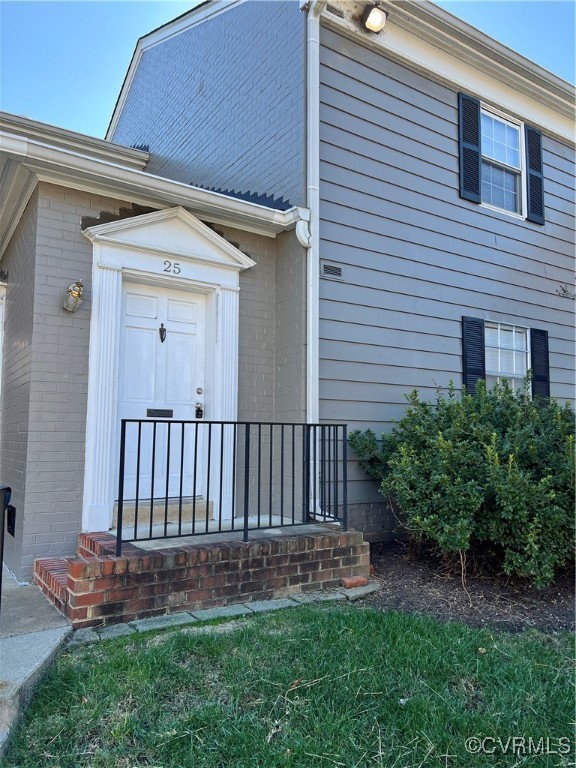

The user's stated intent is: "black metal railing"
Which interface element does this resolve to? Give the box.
[115,421,348,555]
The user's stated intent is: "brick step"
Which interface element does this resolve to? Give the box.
[34,528,370,630]
[33,557,70,616]
[78,532,118,558]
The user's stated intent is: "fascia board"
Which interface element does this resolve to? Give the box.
[321,1,575,145]
[1,131,305,240]
[0,159,37,259]
[392,1,573,103]
[0,111,148,170]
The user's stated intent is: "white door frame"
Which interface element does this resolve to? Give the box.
[82,207,255,532]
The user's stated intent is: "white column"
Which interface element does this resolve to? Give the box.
[213,286,240,520]
[82,262,123,532]
[216,287,240,420]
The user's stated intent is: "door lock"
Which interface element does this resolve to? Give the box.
[195,402,204,419]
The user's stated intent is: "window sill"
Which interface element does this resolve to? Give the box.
[479,202,525,221]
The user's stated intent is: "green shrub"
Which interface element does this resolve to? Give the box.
[349,381,575,587]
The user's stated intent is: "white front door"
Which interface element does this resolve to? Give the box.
[118,283,206,501]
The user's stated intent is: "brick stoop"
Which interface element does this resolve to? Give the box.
[34,527,370,629]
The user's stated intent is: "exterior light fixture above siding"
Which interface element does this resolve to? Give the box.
[361,3,387,33]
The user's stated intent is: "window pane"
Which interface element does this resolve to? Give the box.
[504,191,517,212]
[507,147,520,169]
[494,119,506,144]
[481,111,521,170]
[481,113,493,140]
[483,137,495,159]
[481,161,519,213]
[500,327,514,349]
[484,323,529,391]
[485,347,499,373]
[506,124,519,150]
[513,328,527,351]
[500,349,514,374]
[515,352,527,376]
[485,325,499,346]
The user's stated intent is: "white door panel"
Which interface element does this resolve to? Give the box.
[123,327,156,402]
[118,283,206,501]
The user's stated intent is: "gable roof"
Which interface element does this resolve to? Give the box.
[107,0,574,143]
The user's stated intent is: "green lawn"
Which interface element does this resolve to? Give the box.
[4,606,574,767]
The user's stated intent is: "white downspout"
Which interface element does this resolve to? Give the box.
[305,0,325,426]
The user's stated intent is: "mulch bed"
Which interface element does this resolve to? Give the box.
[364,541,575,634]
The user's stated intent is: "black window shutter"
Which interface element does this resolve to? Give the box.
[462,316,485,393]
[530,328,550,397]
[458,93,481,203]
[525,125,545,225]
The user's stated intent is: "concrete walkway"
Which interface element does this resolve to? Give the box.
[0,567,71,756]
[0,563,379,758]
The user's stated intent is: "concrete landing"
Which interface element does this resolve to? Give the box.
[1,567,69,639]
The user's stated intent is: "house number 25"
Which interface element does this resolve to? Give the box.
[163,260,181,274]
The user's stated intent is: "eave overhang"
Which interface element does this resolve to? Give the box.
[0,120,309,258]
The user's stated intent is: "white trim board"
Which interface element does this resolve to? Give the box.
[306,0,325,425]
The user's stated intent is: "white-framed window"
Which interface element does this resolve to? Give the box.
[480,108,523,216]
[484,321,529,391]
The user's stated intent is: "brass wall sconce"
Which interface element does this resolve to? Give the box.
[63,280,84,312]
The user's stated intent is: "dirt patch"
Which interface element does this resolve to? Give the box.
[364,541,574,633]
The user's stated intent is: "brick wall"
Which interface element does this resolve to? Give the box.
[1,185,134,580]
[217,224,307,425]
[347,502,406,543]
[34,527,369,628]
[112,1,306,207]
[275,230,307,422]
[2,191,308,580]
[0,192,38,577]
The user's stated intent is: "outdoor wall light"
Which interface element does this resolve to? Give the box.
[63,280,84,312]
[361,3,387,33]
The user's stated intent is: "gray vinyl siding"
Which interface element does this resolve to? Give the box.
[319,28,575,504]
[111,1,306,207]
